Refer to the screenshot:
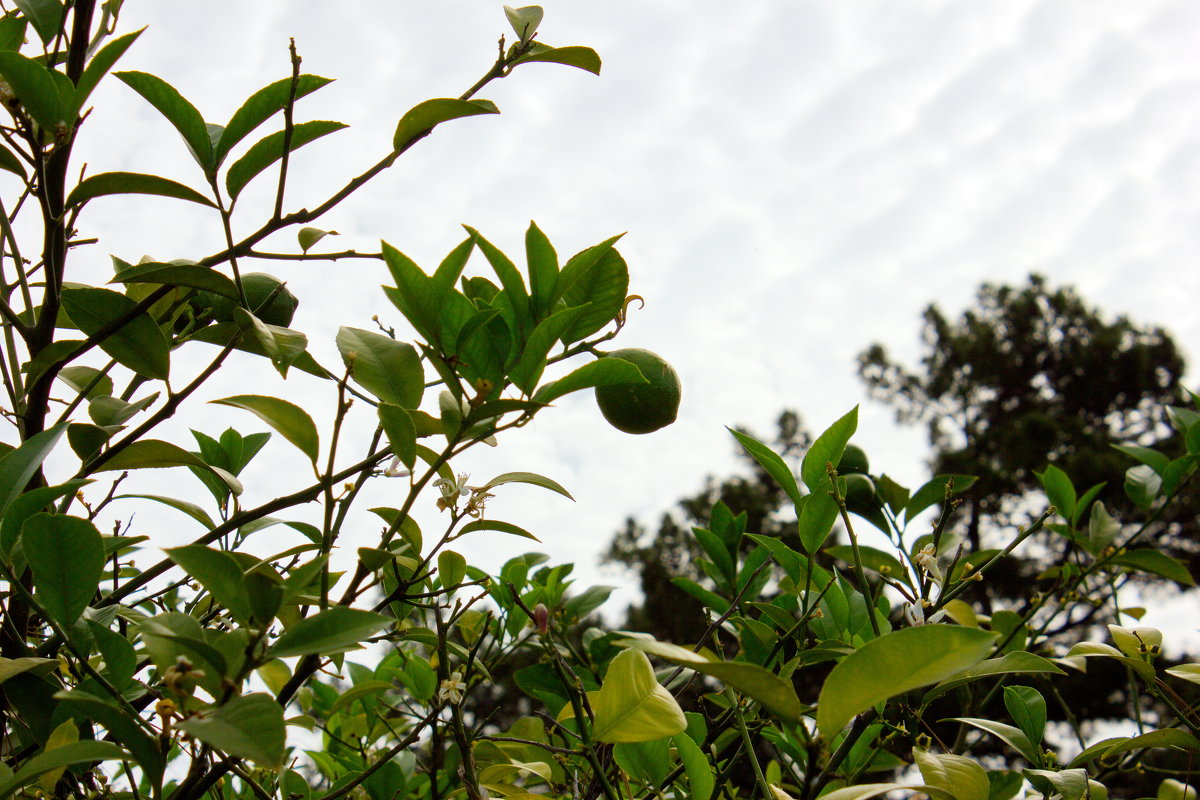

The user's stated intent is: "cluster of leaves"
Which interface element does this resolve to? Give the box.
[2,3,1199,800]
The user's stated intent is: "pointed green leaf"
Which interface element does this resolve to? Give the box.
[66,171,215,208]
[225,120,347,200]
[270,606,392,658]
[1113,444,1170,475]
[913,749,990,800]
[944,718,1041,765]
[111,260,238,296]
[297,226,337,253]
[21,513,104,626]
[1036,464,1076,523]
[798,490,839,555]
[13,0,63,45]
[392,98,499,151]
[165,546,252,626]
[503,5,543,43]
[0,50,71,130]
[525,221,558,319]
[620,639,802,724]
[216,74,334,164]
[57,365,113,400]
[816,784,955,800]
[553,237,628,343]
[115,71,212,169]
[379,403,417,471]
[673,732,714,800]
[73,29,144,117]
[0,423,68,519]
[212,395,319,463]
[177,693,285,767]
[923,652,1064,703]
[438,550,466,591]
[817,625,996,738]
[824,545,906,580]
[0,657,58,684]
[729,429,803,509]
[88,392,157,427]
[1003,685,1046,746]
[509,305,584,394]
[336,327,424,408]
[1104,728,1200,758]
[802,407,858,492]
[55,690,164,791]
[478,471,573,500]
[0,141,26,179]
[59,286,171,379]
[512,44,602,75]
[591,648,686,743]
[458,518,540,541]
[0,741,130,799]
[1125,464,1161,509]
[95,439,204,470]
[1109,549,1195,586]
[533,357,645,404]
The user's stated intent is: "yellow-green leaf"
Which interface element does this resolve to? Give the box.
[591,648,685,743]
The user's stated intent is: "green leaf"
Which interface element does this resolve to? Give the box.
[554,236,628,343]
[66,171,215,208]
[458,518,540,542]
[613,738,671,786]
[225,120,347,200]
[525,221,558,320]
[817,784,955,800]
[0,423,68,520]
[0,15,27,50]
[504,5,543,43]
[1103,728,1200,758]
[297,226,337,253]
[923,651,1065,702]
[730,429,803,509]
[1088,502,1120,553]
[0,141,26,178]
[467,227,531,339]
[673,732,714,800]
[1125,464,1161,509]
[115,71,212,169]
[177,693,285,768]
[914,748,990,800]
[392,98,499,151]
[0,479,87,557]
[1165,663,1200,686]
[1109,549,1195,586]
[0,656,58,684]
[211,395,319,463]
[945,718,1041,766]
[512,44,602,75]
[533,357,646,404]
[21,513,104,626]
[111,260,238,297]
[817,625,996,738]
[165,546,252,626]
[1003,685,1046,746]
[591,648,686,743]
[86,621,137,688]
[798,490,839,555]
[509,305,585,394]
[0,50,72,130]
[905,474,978,521]
[620,639,802,724]
[270,607,393,658]
[88,392,158,427]
[59,286,171,379]
[478,471,573,500]
[336,327,424,408]
[379,403,417,471]
[55,690,164,791]
[216,74,334,165]
[1036,464,1075,523]
[438,550,467,591]
[95,439,211,472]
[73,29,144,117]
[0,741,130,799]
[12,0,63,45]
[802,407,858,492]
[1113,444,1170,475]
[824,545,906,580]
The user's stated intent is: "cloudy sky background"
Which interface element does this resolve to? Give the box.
[61,1,1200,625]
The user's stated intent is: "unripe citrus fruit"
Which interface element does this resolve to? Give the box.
[191,273,298,327]
[594,348,681,435]
[837,443,869,475]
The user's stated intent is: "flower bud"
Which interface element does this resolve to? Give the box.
[533,603,550,634]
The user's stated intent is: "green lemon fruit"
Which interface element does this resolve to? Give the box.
[192,273,298,327]
[837,443,870,475]
[594,348,681,435]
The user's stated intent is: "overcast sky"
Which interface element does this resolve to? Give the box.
[64,1,1200,624]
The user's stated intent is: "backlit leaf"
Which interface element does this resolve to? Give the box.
[270,607,392,658]
[802,407,858,492]
[212,395,319,463]
[393,98,499,151]
[177,693,285,768]
[591,648,686,743]
[336,327,423,408]
[60,286,170,379]
[225,120,347,200]
[21,513,104,626]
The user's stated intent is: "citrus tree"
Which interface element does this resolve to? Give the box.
[2,3,1200,800]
